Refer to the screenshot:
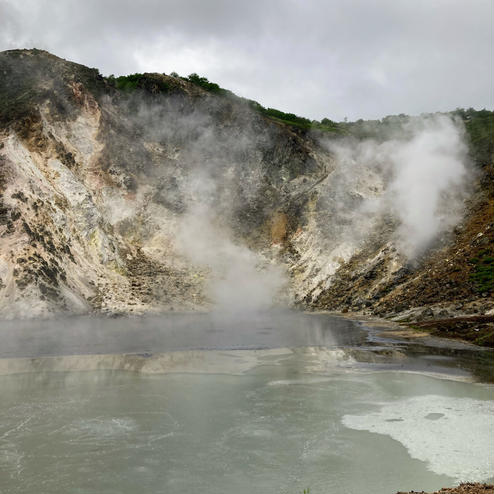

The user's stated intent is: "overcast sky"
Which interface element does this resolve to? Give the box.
[1,0,492,121]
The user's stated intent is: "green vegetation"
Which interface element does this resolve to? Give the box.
[186,73,231,95]
[252,101,493,147]
[243,98,321,129]
[113,73,142,91]
[453,108,494,166]
[260,107,312,128]
[340,109,493,169]
[109,69,344,133]
[107,73,169,93]
[470,249,494,293]
[244,100,342,132]
[108,69,493,154]
[339,113,411,140]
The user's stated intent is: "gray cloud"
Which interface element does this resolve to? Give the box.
[0,0,491,120]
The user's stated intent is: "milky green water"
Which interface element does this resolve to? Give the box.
[1,348,492,494]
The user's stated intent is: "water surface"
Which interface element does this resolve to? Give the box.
[0,313,492,494]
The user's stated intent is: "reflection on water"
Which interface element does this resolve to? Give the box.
[0,311,363,358]
[0,313,493,494]
[0,350,493,494]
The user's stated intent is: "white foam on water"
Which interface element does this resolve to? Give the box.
[342,395,494,482]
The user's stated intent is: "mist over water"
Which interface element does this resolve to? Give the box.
[0,310,492,494]
[0,311,347,358]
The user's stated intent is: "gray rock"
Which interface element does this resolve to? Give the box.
[420,307,434,320]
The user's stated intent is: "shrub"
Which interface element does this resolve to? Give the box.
[187,73,228,95]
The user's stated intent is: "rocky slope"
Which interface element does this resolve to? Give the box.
[0,49,492,340]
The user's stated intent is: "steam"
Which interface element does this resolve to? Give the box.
[177,205,286,312]
[387,116,469,256]
[174,166,287,313]
[324,115,470,258]
[94,90,472,312]
[117,94,288,312]
[119,94,470,313]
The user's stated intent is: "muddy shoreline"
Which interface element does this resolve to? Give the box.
[337,311,492,348]
[335,311,494,383]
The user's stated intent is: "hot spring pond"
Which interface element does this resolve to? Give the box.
[0,313,492,494]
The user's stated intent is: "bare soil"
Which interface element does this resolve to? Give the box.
[397,483,494,494]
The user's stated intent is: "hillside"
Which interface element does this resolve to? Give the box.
[0,49,492,344]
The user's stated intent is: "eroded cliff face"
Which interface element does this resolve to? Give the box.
[0,49,492,323]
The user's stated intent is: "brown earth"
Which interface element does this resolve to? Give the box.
[397,483,494,494]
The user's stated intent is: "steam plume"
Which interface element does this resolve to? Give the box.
[323,114,470,258]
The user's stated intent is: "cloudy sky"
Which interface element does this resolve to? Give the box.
[1,0,492,121]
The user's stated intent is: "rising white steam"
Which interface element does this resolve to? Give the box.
[176,176,287,313]
[177,205,286,312]
[119,94,469,311]
[325,114,470,258]
[124,97,288,312]
[387,115,469,257]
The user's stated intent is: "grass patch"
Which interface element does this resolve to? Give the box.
[470,249,494,293]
